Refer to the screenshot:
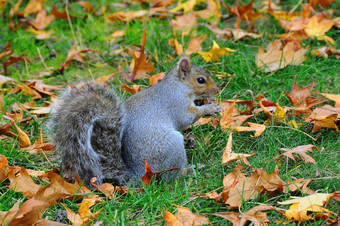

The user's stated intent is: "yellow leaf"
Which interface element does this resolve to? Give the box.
[14,124,31,148]
[198,41,236,62]
[305,16,334,38]
[321,93,340,107]
[170,0,199,13]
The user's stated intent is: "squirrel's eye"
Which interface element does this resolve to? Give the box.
[197,77,206,84]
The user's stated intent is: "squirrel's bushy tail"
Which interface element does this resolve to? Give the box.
[48,84,133,186]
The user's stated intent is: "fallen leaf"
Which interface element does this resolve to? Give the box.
[185,34,207,55]
[0,121,14,135]
[195,0,221,20]
[198,41,236,62]
[170,12,197,36]
[194,117,219,128]
[170,0,198,13]
[224,0,264,28]
[280,144,317,164]
[213,205,274,225]
[321,93,340,107]
[304,16,335,44]
[234,122,266,137]
[220,165,289,208]
[51,5,75,19]
[106,7,166,22]
[168,30,183,56]
[130,29,154,80]
[27,27,53,40]
[120,84,141,94]
[286,75,315,107]
[230,28,263,41]
[309,0,335,8]
[148,72,165,86]
[60,46,98,71]
[22,0,44,17]
[94,73,118,84]
[0,42,13,60]
[199,22,231,40]
[28,9,55,30]
[260,101,287,125]
[305,105,339,132]
[90,177,116,199]
[4,184,68,225]
[77,1,94,14]
[14,84,42,99]
[7,166,42,198]
[141,160,179,185]
[109,30,125,39]
[164,205,211,226]
[311,47,340,58]
[106,10,148,22]
[278,193,337,223]
[14,123,31,148]
[3,56,30,75]
[222,133,254,166]
[256,40,307,72]
[0,154,8,181]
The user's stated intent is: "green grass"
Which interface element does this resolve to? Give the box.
[1,0,340,225]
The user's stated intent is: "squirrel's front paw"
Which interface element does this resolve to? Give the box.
[204,103,221,117]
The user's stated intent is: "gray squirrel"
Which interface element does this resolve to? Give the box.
[48,55,221,186]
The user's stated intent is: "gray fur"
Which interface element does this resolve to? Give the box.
[49,58,220,186]
[48,84,133,186]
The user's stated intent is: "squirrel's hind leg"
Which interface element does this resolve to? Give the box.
[91,117,134,185]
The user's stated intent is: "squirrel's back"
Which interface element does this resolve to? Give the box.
[49,84,132,185]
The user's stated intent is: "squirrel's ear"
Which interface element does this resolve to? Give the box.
[178,54,191,80]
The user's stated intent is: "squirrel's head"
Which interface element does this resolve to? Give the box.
[177,54,219,100]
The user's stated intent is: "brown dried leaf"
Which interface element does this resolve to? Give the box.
[195,0,221,20]
[164,205,211,226]
[51,5,76,20]
[15,84,42,99]
[90,177,116,199]
[13,123,31,148]
[5,184,68,225]
[213,205,274,225]
[286,75,315,107]
[194,117,219,128]
[170,12,197,36]
[28,9,55,30]
[130,30,154,80]
[94,73,118,84]
[60,46,98,71]
[321,93,340,108]
[120,84,141,94]
[7,166,42,198]
[185,34,207,55]
[141,160,179,185]
[77,1,94,14]
[224,0,264,28]
[168,30,183,56]
[305,105,339,132]
[148,72,165,86]
[280,144,317,164]
[222,133,253,166]
[22,0,44,17]
[234,122,266,137]
[0,42,13,60]
[256,40,307,72]
[3,56,30,75]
